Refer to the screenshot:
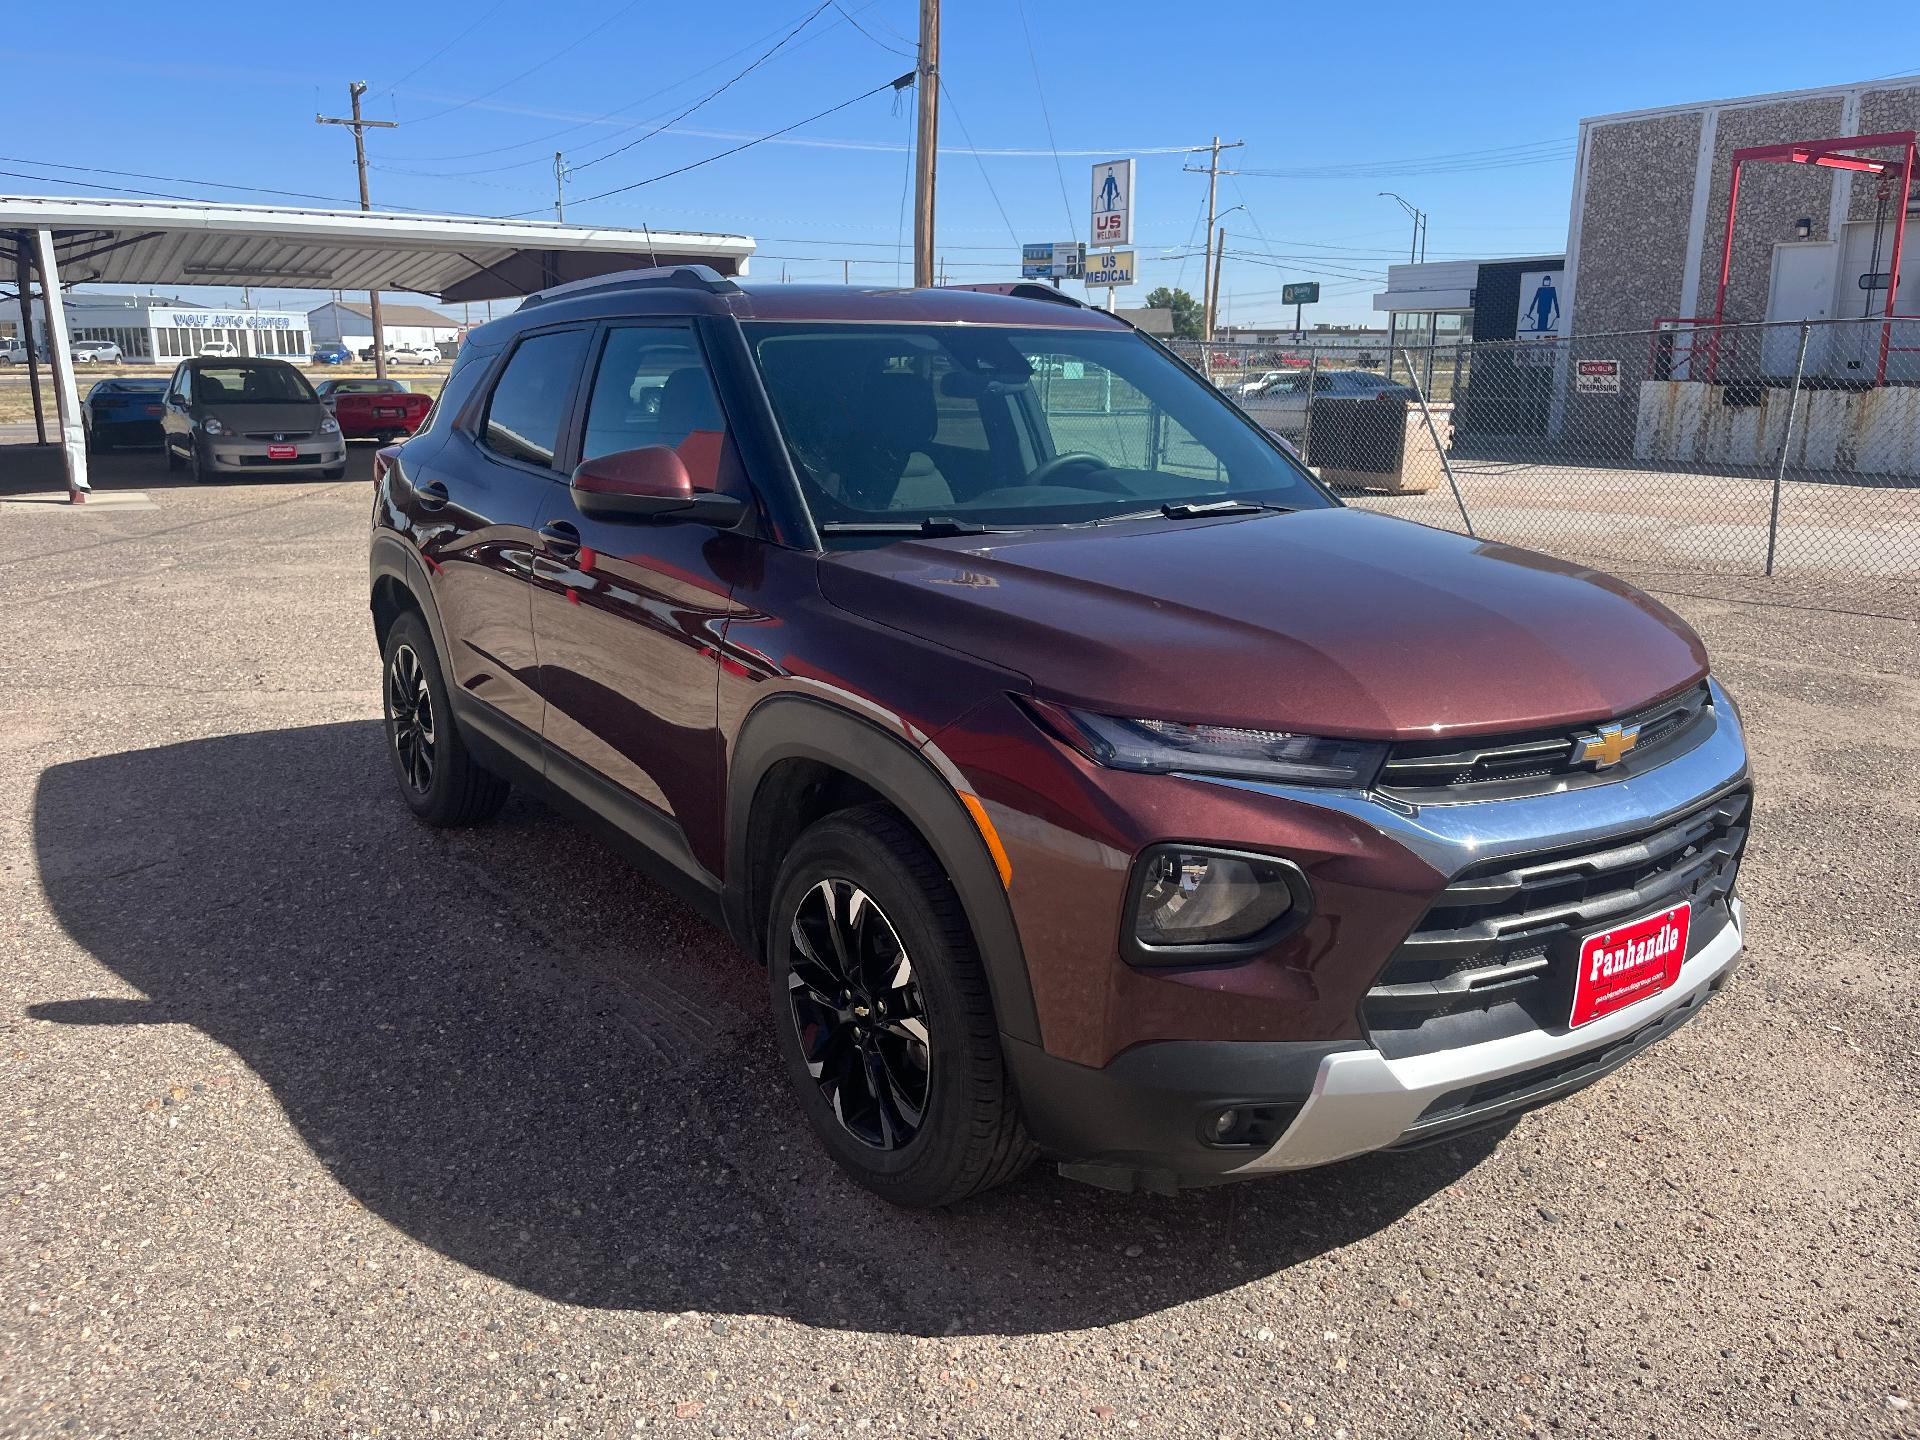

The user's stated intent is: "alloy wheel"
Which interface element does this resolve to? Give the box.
[785,878,932,1151]
[386,643,436,794]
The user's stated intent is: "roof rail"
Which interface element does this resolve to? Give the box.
[939,281,1092,309]
[520,263,741,309]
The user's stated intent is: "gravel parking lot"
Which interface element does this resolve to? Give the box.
[4,449,1917,1439]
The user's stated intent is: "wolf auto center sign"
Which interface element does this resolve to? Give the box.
[159,310,294,330]
[1090,160,1135,248]
[1576,359,1621,394]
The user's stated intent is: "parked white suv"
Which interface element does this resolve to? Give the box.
[72,340,124,364]
[1,340,36,364]
[199,340,240,358]
[385,345,441,367]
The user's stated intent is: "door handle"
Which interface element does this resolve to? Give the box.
[539,520,582,558]
[414,480,449,509]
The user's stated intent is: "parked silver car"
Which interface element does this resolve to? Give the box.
[160,357,346,481]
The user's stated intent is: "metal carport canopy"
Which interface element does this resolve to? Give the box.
[0,195,755,301]
[1,195,756,501]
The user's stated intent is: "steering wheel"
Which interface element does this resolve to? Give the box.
[1026,451,1122,491]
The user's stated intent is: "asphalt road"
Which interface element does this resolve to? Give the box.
[3,449,1917,1438]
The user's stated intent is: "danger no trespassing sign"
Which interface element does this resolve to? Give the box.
[1576,359,1621,394]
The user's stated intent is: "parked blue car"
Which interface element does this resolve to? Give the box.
[83,378,170,451]
[311,342,355,365]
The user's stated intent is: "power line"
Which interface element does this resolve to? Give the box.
[398,0,650,127]
[0,155,365,207]
[938,79,1020,249]
[372,0,514,99]
[548,72,913,212]
[1012,0,1077,240]
[570,3,832,175]
[378,0,891,165]
[831,0,913,56]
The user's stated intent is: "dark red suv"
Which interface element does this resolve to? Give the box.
[368,267,1751,1207]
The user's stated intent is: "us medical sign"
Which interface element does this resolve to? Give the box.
[1090,159,1135,248]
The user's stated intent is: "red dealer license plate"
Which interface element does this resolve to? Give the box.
[374,407,402,418]
[267,444,297,460]
[1570,901,1691,1028]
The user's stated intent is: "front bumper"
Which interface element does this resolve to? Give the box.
[1004,678,1751,1189]
[201,436,345,473]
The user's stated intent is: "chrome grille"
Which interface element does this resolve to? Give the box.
[243,430,315,440]
[1376,682,1712,799]
[1364,785,1749,1052]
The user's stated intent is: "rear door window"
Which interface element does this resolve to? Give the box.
[481,328,590,469]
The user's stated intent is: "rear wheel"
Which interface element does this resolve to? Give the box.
[767,805,1033,1207]
[381,609,510,826]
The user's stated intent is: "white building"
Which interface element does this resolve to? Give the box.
[22,293,312,364]
[306,300,462,355]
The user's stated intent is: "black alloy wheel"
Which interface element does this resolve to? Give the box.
[785,877,932,1151]
[386,642,436,796]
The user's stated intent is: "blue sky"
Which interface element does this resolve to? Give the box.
[7,1,1919,325]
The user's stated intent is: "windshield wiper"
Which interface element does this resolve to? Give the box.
[1102,500,1297,523]
[819,516,996,538]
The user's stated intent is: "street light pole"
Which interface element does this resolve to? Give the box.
[1379,190,1426,265]
[318,82,397,379]
[912,0,940,287]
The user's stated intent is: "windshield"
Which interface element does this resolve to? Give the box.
[192,363,317,404]
[744,322,1334,535]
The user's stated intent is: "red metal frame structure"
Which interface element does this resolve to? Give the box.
[1709,131,1916,385]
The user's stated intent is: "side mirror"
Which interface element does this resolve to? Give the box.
[570,446,746,526]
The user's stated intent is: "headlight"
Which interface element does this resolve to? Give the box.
[1128,845,1310,960]
[320,415,340,434]
[1036,703,1387,787]
[200,416,225,435]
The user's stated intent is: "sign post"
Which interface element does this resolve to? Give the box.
[1281,281,1320,340]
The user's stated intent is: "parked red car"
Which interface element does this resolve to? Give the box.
[367,268,1751,1207]
[314,378,433,441]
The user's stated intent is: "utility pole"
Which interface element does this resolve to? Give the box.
[318,82,397,379]
[1185,136,1244,343]
[553,152,569,222]
[843,259,851,285]
[1209,226,1226,345]
[912,0,940,287]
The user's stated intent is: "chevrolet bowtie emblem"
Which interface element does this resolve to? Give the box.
[1574,721,1641,769]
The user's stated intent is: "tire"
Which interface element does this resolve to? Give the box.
[322,463,347,480]
[189,441,213,484]
[164,438,183,472]
[380,609,510,827]
[766,804,1034,1207]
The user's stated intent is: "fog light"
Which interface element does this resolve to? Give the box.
[1132,847,1302,951]
[1201,1103,1302,1149]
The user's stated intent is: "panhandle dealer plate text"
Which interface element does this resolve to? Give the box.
[1571,901,1691,1028]
[267,444,297,460]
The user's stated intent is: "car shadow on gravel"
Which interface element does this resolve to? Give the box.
[30,721,1501,1337]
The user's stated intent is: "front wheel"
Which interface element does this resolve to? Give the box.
[380,610,509,826]
[767,805,1033,1207]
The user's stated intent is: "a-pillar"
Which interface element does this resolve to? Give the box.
[34,227,88,501]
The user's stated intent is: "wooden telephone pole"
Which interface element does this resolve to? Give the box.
[1185,136,1243,344]
[912,0,940,288]
[317,82,397,379]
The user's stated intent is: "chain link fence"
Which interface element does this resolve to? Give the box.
[1172,314,1920,582]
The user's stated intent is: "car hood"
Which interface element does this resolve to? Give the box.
[817,508,1709,740]
[198,402,326,433]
